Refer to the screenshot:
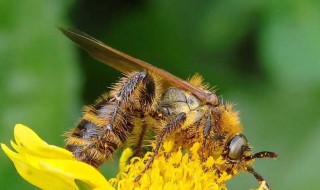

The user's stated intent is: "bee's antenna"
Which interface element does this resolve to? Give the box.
[246,166,271,190]
[244,151,278,161]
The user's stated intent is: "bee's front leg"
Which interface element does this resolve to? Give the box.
[246,166,272,190]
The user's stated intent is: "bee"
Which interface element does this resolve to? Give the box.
[61,28,277,189]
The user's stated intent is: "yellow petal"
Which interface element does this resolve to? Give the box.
[13,124,73,159]
[119,148,133,172]
[2,124,114,190]
[36,157,114,189]
[2,144,77,190]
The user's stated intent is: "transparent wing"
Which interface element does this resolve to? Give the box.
[60,28,218,106]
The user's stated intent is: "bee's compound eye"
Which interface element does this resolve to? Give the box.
[227,134,248,161]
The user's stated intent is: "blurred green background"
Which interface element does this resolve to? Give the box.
[1,0,319,189]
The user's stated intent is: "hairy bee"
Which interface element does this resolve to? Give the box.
[61,28,277,189]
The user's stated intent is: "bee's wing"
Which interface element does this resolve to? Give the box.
[60,28,145,74]
[60,28,218,105]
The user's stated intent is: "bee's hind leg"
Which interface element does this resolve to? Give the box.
[134,112,187,182]
[107,71,159,131]
[129,114,148,160]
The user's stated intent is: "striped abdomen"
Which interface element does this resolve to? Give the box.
[66,96,134,167]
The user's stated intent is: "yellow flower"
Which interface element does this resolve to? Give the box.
[1,124,267,190]
[1,124,113,190]
[111,141,230,190]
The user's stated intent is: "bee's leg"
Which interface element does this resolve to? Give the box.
[130,115,148,159]
[201,113,212,160]
[246,166,271,190]
[107,71,159,131]
[201,109,222,160]
[108,71,147,130]
[203,114,212,137]
[243,151,277,189]
[134,112,187,182]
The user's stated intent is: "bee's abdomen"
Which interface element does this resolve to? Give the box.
[66,120,104,167]
[70,121,99,140]
[66,99,134,167]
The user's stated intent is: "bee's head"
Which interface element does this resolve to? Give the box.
[224,133,278,190]
[225,133,278,162]
[225,134,249,162]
